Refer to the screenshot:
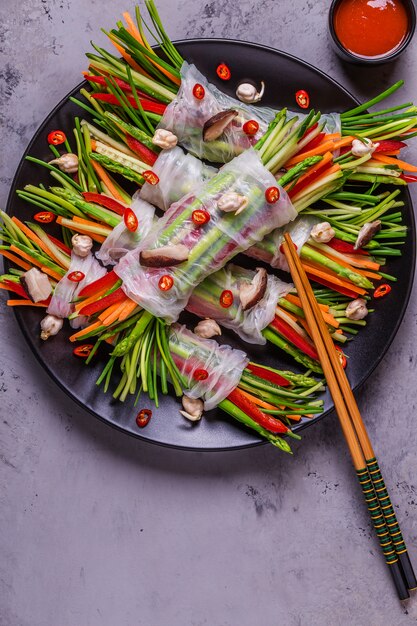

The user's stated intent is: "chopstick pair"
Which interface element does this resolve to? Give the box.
[282,232,416,601]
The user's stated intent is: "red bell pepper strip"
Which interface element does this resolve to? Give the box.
[84,73,133,92]
[374,140,407,153]
[305,273,360,299]
[400,173,417,183]
[327,238,369,256]
[125,134,158,166]
[78,270,118,298]
[227,388,289,434]
[299,122,318,143]
[245,364,290,387]
[3,280,29,299]
[270,316,319,361]
[82,192,126,216]
[91,93,167,115]
[47,234,71,255]
[288,162,334,199]
[297,132,326,156]
[78,287,126,317]
[84,73,160,103]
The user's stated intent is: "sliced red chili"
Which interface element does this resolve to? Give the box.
[136,408,152,428]
[124,208,139,232]
[193,368,209,381]
[216,63,231,80]
[265,187,280,203]
[192,83,205,100]
[220,289,233,308]
[143,170,159,186]
[68,271,85,283]
[82,192,126,216]
[73,344,94,358]
[47,130,66,145]
[374,283,392,298]
[335,345,347,369]
[295,90,310,109]
[243,120,260,136]
[34,211,55,224]
[158,275,174,291]
[192,209,210,226]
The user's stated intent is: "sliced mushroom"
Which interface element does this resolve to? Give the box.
[21,268,52,303]
[239,267,268,311]
[354,220,381,250]
[140,244,189,267]
[202,109,238,142]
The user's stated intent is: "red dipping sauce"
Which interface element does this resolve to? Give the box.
[334,0,409,58]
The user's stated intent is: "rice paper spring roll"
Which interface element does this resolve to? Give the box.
[187,264,293,345]
[168,324,249,410]
[158,62,275,163]
[116,149,297,323]
[97,193,156,265]
[140,146,216,211]
[47,250,107,326]
[247,216,319,272]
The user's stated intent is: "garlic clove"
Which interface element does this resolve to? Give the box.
[194,318,222,339]
[40,314,63,340]
[236,81,265,103]
[180,395,204,422]
[49,153,79,174]
[345,298,368,321]
[152,128,178,150]
[351,138,379,157]
[71,234,93,257]
[310,221,335,244]
[217,192,248,215]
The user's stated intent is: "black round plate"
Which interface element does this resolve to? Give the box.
[6,39,416,450]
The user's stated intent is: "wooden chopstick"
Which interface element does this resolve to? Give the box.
[283,232,415,600]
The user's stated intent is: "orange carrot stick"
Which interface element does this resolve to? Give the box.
[108,41,151,76]
[285,141,336,166]
[117,298,139,321]
[7,299,48,307]
[74,287,109,312]
[301,261,367,296]
[9,246,63,281]
[372,153,417,172]
[0,250,31,271]
[91,161,125,202]
[11,217,65,268]
[69,321,103,342]
[238,389,280,411]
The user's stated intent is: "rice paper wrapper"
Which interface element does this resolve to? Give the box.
[246,216,319,272]
[140,146,217,211]
[188,264,292,345]
[168,324,248,410]
[97,192,155,266]
[115,149,297,323]
[47,252,107,320]
[158,61,275,163]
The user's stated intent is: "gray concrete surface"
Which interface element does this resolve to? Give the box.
[1,1,417,624]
